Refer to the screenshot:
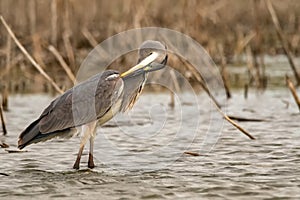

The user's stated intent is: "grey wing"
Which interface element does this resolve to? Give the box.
[39,71,123,133]
[38,89,74,133]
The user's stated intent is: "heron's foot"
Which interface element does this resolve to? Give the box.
[73,157,81,170]
[73,162,80,170]
[88,153,95,169]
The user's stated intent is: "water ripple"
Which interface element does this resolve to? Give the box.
[0,92,300,199]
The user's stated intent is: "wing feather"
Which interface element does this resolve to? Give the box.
[38,70,123,133]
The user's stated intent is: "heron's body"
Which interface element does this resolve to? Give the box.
[18,40,167,169]
[18,71,124,148]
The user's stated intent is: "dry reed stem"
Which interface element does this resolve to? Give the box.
[0,105,7,136]
[28,0,36,35]
[179,48,256,139]
[170,69,181,93]
[51,0,58,46]
[253,0,262,53]
[173,53,221,107]
[32,35,47,69]
[160,37,222,108]
[212,100,256,140]
[81,28,110,59]
[0,16,64,94]
[218,44,231,99]
[266,0,300,85]
[253,50,263,89]
[63,33,76,70]
[169,69,180,108]
[244,84,248,99]
[3,33,11,111]
[246,46,257,86]
[286,76,300,112]
[48,45,76,84]
[185,62,222,108]
[82,28,99,47]
[235,31,256,55]
[63,0,71,36]
[259,54,267,89]
[169,91,175,108]
[5,33,11,72]
[161,38,255,140]
[1,86,9,111]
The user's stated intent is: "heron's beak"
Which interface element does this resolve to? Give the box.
[120,52,159,78]
[143,54,168,73]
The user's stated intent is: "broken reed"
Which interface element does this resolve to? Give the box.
[266,0,300,86]
[286,76,300,112]
[0,104,7,136]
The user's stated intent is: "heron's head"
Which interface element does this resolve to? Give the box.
[120,40,168,78]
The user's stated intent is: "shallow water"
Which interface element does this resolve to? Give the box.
[0,89,300,199]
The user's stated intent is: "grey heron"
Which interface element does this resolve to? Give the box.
[18,40,168,169]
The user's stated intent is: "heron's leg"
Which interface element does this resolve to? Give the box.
[73,143,85,170]
[88,123,97,169]
[88,136,95,169]
[73,122,96,169]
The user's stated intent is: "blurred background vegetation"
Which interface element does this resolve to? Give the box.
[0,0,299,93]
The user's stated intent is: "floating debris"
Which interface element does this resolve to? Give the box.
[184,151,200,156]
[5,149,28,153]
[227,115,266,122]
[0,142,9,148]
[0,172,9,176]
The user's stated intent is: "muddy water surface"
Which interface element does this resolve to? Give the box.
[0,89,299,199]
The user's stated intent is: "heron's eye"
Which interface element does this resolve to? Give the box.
[147,52,153,56]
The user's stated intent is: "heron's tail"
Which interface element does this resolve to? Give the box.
[18,119,77,149]
[18,119,41,149]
